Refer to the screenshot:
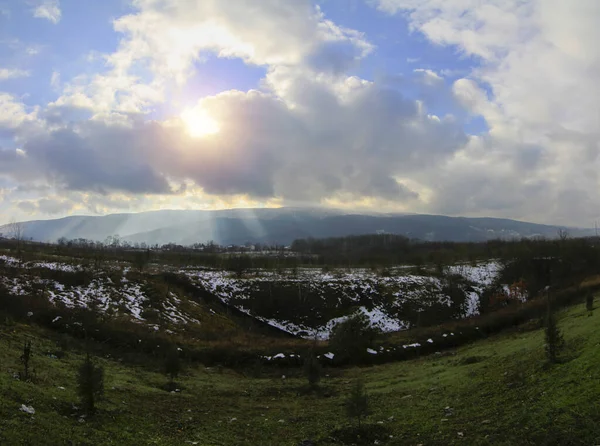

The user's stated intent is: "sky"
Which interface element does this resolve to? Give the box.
[0,0,599,227]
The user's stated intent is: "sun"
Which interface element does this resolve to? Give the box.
[180,107,220,138]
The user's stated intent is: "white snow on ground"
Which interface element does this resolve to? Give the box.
[463,291,480,317]
[359,307,407,332]
[0,255,20,266]
[162,296,200,325]
[1,252,504,338]
[183,269,441,339]
[450,261,504,316]
[0,254,85,273]
[0,256,202,329]
[19,405,35,415]
[31,261,82,273]
[449,261,502,287]
[182,261,503,339]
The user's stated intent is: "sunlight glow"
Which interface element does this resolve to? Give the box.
[180,107,220,138]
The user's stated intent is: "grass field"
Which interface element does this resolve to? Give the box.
[1,297,600,445]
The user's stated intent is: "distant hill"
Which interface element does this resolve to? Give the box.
[0,208,592,245]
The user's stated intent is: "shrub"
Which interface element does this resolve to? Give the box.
[586,291,594,313]
[19,341,32,381]
[77,353,104,415]
[346,379,369,428]
[303,349,321,389]
[133,249,151,272]
[164,347,181,387]
[329,313,379,363]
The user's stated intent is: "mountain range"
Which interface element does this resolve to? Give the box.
[1,208,593,246]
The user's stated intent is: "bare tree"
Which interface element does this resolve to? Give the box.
[8,219,25,261]
[557,228,569,241]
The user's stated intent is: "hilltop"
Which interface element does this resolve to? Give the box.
[2,208,592,245]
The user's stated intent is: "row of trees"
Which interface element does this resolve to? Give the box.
[7,227,600,274]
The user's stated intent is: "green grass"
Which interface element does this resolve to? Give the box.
[2,300,600,445]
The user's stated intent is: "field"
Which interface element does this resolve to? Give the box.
[1,237,599,445]
[0,251,500,342]
[1,297,599,445]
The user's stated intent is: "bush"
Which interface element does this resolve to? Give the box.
[545,298,564,364]
[303,349,322,388]
[77,354,104,415]
[329,313,379,363]
[164,347,181,387]
[586,291,594,313]
[346,379,369,428]
[19,341,32,381]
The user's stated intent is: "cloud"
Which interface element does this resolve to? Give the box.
[32,0,61,24]
[18,123,175,195]
[413,68,443,85]
[0,68,30,81]
[54,0,373,115]
[18,197,76,215]
[0,93,38,131]
[3,68,466,206]
[371,0,600,225]
[50,71,60,89]
[26,0,456,208]
[4,0,600,227]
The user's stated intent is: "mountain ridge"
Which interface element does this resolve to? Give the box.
[1,207,592,245]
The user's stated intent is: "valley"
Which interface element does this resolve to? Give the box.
[1,234,599,444]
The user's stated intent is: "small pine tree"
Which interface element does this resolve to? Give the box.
[330,313,379,363]
[303,349,321,389]
[164,347,181,388]
[545,298,564,364]
[586,291,594,314]
[19,341,32,381]
[77,353,104,415]
[133,250,149,273]
[346,379,369,428]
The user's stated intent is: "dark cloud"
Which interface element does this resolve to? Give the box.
[17,201,36,213]
[21,125,173,195]
[3,73,468,205]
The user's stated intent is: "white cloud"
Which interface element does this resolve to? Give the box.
[414,68,443,84]
[0,68,30,81]
[0,93,37,129]
[372,0,600,225]
[50,71,60,89]
[4,0,600,226]
[2,66,466,210]
[54,0,373,115]
[32,0,61,24]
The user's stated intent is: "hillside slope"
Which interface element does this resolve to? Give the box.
[2,208,591,245]
[1,299,599,445]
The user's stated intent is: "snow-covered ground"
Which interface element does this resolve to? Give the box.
[0,255,200,329]
[449,262,502,287]
[449,261,504,317]
[0,253,506,339]
[183,261,504,339]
